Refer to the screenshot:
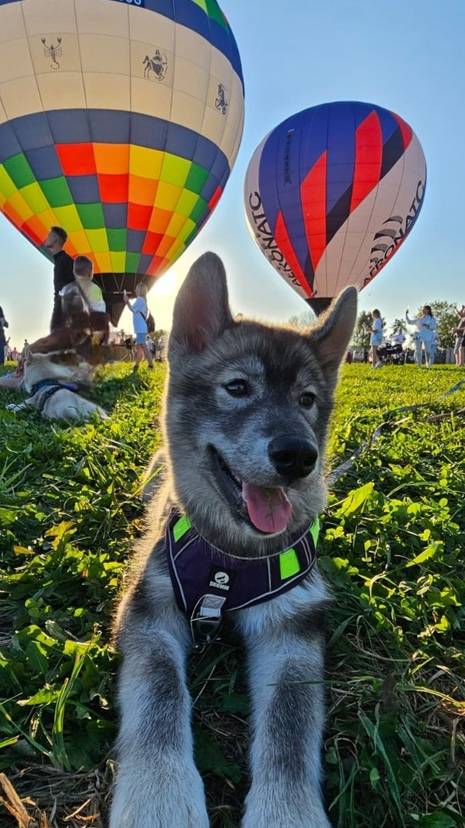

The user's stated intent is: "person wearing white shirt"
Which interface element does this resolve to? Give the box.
[370,309,383,368]
[406,305,437,367]
[0,305,8,366]
[123,283,154,370]
[73,256,109,345]
[453,305,465,367]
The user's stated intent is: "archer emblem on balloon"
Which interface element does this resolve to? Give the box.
[215,83,229,115]
[245,101,426,314]
[143,49,168,82]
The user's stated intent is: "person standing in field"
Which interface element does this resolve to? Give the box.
[406,306,437,367]
[453,305,465,367]
[145,334,157,360]
[123,283,154,370]
[430,326,438,365]
[0,305,8,366]
[44,227,75,332]
[370,309,383,368]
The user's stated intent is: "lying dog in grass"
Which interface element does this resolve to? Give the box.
[6,349,107,422]
[3,284,108,421]
[111,253,357,827]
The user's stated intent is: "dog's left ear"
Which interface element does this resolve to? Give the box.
[309,286,357,383]
[169,252,234,355]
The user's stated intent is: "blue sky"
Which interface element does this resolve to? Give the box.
[2,0,464,345]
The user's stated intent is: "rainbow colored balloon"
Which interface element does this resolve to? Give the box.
[245,101,426,313]
[0,0,244,322]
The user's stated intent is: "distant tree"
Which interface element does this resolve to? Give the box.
[352,311,372,349]
[416,301,459,348]
[391,318,408,336]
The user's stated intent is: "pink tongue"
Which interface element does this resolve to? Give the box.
[242,482,292,534]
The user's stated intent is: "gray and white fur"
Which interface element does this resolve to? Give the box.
[110,252,357,827]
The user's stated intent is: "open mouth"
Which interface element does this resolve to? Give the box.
[208,445,293,535]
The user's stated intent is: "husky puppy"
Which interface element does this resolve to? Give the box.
[6,350,107,421]
[111,253,357,828]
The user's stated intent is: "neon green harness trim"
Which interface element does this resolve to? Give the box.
[172,513,320,575]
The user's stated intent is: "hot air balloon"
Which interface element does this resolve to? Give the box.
[0,0,244,324]
[244,101,426,314]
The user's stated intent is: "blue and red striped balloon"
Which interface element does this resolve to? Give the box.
[245,101,426,312]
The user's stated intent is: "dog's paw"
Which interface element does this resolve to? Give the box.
[109,764,209,828]
[243,813,331,828]
[242,792,331,828]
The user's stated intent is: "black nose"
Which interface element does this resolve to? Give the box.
[268,436,318,480]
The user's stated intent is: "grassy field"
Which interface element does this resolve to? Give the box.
[0,363,464,827]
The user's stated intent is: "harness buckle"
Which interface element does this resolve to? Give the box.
[190,594,225,649]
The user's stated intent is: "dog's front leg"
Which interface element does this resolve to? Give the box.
[241,595,331,828]
[110,620,209,828]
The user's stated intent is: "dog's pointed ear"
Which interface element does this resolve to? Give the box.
[169,252,234,355]
[309,286,357,383]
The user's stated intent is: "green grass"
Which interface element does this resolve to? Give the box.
[0,363,464,827]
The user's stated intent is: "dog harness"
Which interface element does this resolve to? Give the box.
[166,511,320,648]
[30,379,81,413]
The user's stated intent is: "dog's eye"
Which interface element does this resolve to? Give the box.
[299,392,316,409]
[224,379,249,397]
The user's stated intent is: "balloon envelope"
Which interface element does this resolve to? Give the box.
[0,0,244,323]
[244,101,426,312]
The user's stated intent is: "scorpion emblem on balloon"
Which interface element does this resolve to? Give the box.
[41,37,62,70]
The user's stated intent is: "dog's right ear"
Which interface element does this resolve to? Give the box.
[169,252,234,355]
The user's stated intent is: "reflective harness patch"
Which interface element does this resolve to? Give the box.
[166,512,320,648]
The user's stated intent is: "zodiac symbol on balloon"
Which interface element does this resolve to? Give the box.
[143,50,168,82]
[41,37,62,70]
[215,83,228,115]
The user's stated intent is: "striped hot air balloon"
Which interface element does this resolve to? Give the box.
[0,0,244,323]
[244,101,426,313]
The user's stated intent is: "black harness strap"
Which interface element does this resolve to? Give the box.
[30,379,81,414]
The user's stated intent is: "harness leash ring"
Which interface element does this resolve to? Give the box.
[190,594,226,649]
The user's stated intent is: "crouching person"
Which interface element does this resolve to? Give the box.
[73,256,110,345]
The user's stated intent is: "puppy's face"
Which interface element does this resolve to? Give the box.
[166,254,357,552]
